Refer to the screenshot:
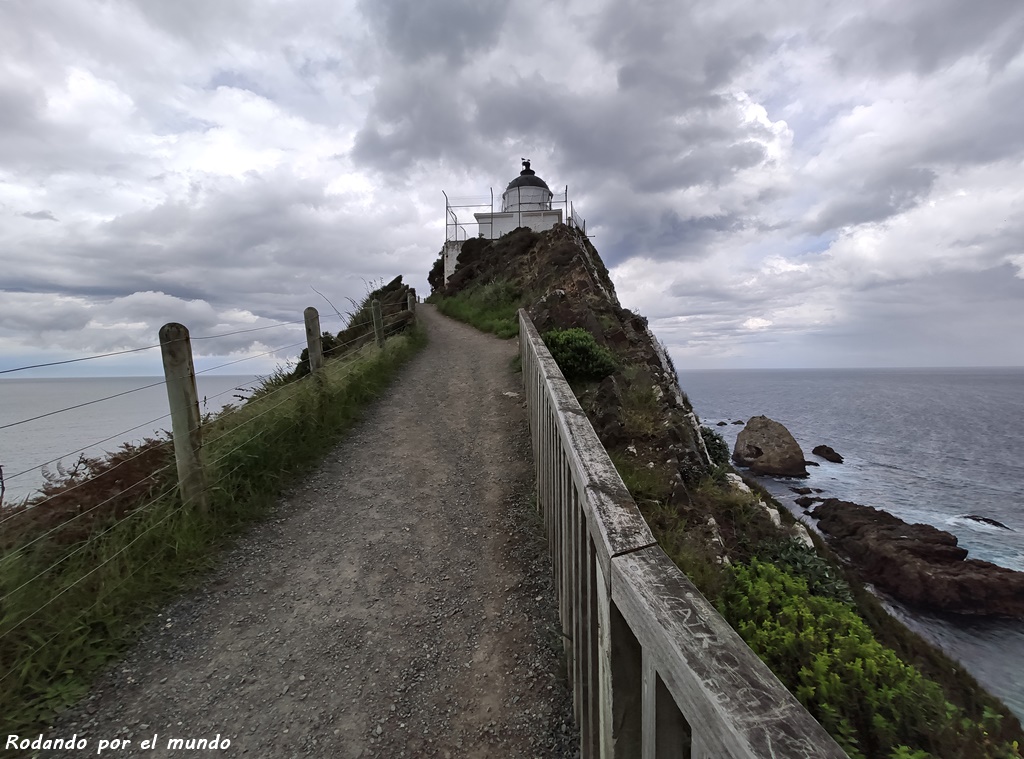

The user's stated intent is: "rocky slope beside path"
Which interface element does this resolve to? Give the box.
[42,306,577,759]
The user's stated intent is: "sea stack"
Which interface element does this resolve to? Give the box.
[732,415,808,477]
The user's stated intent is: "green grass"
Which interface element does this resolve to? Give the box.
[434,278,523,338]
[0,325,426,735]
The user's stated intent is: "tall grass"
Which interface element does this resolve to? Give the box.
[0,326,426,734]
[434,278,523,338]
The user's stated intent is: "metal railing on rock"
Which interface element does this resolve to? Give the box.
[518,309,847,758]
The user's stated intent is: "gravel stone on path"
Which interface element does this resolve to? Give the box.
[42,305,579,758]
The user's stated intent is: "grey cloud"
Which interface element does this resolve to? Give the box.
[7,171,417,319]
[128,0,255,48]
[828,1,1024,77]
[206,70,271,98]
[788,265,1024,367]
[359,0,508,66]
[922,73,1024,165]
[352,66,488,174]
[468,82,770,198]
[21,210,58,221]
[808,167,937,234]
[0,77,137,176]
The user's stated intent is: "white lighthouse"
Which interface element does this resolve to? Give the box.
[443,160,566,284]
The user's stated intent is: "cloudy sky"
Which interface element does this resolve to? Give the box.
[2,0,1023,377]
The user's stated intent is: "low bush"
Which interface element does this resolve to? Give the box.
[721,560,1020,759]
[543,327,617,382]
[700,425,730,467]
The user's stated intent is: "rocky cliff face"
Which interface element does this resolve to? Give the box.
[438,224,710,493]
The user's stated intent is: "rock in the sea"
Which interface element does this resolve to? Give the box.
[959,514,1012,530]
[732,420,744,425]
[716,421,728,426]
[794,496,820,509]
[733,416,808,477]
[812,499,1024,617]
[790,487,813,495]
[812,444,844,463]
[804,460,820,467]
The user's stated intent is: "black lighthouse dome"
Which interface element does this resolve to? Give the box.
[505,159,551,191]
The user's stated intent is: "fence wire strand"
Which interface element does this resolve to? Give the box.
[0,379,169,432]
[0,478,181,610]
[0,307,368,377]
[0,345,163,376]
[0,548,163,687]
[4,413,173,483]
[0,463,176,577]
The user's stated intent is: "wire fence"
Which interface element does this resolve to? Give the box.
[0,311,377,504]
[0,299,409,511]
[0,291,420,701]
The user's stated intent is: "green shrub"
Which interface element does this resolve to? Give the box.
[720,560,1019,759]
[756,537,854,605]
[700,426,730,466]
[543,327,617,382]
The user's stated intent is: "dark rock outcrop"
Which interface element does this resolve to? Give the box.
[795,496,820,509]
[732,416,808,477]
[813,444,844,463]
[812,499,1024,617]
[732,420,744,425]
[790,487,813,495]
[716,421,728,426]
[959,514,1012,530]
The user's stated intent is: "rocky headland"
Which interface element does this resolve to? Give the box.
[812,499,1024,618]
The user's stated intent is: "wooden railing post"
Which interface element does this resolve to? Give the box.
[371,299,384,347]
[159,323,208,513]
[304,306,324,373]
[407,291,416,318]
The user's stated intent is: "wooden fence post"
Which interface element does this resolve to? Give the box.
[159,323,208,513]
[304,306,324,373]
[371,299,384,347]
[407,291,416,318]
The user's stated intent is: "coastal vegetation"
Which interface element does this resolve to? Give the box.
[0,289,425,734]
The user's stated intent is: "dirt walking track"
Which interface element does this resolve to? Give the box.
[47,306,577,758]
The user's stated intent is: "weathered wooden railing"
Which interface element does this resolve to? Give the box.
[518,310,848,758]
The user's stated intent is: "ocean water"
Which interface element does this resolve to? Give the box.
[0,376,259,505]
[679,366,1024,721]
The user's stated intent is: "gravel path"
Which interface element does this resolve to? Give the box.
[41,306,578,758]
